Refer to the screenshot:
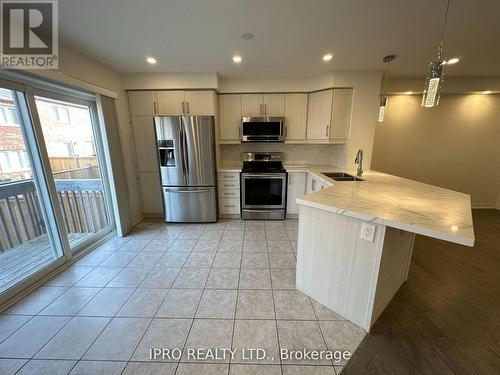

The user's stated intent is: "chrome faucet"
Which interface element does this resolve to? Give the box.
[354,149,364,178]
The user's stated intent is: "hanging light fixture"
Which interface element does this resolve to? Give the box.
[378,55,395,122]
[422,0,451,107]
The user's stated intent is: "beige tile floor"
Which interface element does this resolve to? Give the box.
[0,219,366,374]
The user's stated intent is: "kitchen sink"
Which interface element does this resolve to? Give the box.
[321,172,364,181]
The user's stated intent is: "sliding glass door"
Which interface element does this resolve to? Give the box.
[0,88,65,294]
[0,79,114,301]
[33,93,112,251]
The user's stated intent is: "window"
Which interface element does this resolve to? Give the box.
[0,106,20,126]
[64,142,75,157]
[0,150,30,173]
[52,106,70,124]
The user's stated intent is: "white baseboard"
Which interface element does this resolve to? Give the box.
[219,214,240,219]
[143,213,163,218]
[471,203,496,209]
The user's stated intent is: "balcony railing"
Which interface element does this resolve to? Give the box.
[52,165,100,180]
[0,177,108,251]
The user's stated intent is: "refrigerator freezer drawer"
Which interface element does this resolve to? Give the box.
[163,186,217,223]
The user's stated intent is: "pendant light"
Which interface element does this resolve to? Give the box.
[422,0,451,107]
[378,55,395,122]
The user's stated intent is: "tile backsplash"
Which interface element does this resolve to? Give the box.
[220,143,347,167]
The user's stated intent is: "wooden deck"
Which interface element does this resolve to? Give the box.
[0,232,90,293]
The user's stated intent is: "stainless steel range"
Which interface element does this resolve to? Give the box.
[240,152,287,220]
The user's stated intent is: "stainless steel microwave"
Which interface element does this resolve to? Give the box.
[241,117,285,142]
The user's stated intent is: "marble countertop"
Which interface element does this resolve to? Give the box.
[217,163,474,246]
[295,167,475,247]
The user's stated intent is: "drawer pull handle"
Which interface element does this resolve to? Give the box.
[224,205,236,208]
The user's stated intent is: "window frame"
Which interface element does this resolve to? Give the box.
[31,87,116,254]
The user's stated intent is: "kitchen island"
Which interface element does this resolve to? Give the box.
[295,169,474,331]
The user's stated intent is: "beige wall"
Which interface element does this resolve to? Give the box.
[122,73,218,90]
[32,44,143,226]
[372,83,500,208]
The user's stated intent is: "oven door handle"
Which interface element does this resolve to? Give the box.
[242,173,286,178]
[243,209,284,213]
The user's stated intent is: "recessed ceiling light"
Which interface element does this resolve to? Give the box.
[232,55,242,64]
[405,91,413,95]
[482,90,492,95]
[444,57,459,65]
[450,225,459,231]
[322,53,333,62]
[241,32,254,40]
[146,57,157,64]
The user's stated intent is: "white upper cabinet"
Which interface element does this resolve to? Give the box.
[155,90,215,116]
[219,94,242,142]
[263,94,285,116]
[306,89,333,141]
[156,91,185,115]
[330,89,353,141]
[131,116,157,172]
[241,94,285,116]
[128,91,157,116]
[284,93,308,141]
[184,91,216,115]
[241,94,263,116]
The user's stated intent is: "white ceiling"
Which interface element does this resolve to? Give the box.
[59,0,500,77]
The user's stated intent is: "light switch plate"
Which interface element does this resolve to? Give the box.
[361,222,376,242]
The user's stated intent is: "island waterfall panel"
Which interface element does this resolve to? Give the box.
[296,205,415,331]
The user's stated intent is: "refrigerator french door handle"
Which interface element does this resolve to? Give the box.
[164,189,211,193]
[179,123,187,184]
[182,121,190,177]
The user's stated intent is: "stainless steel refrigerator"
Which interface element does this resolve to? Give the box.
[154,116,217,222]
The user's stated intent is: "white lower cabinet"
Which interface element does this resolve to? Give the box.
[286,171,306,216]
[218,198,240,215]
[306,172,331,194]
[139,172,163,214]
[306,173,315,194]
[217,172,241,215]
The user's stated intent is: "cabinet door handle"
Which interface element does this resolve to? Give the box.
[186,102,190,114]
[153,101,157,115]
[182,101,185,114]
[325,125,329,137]
[288,174,293,185]
[224,205,236,208]
[265,103,267,115]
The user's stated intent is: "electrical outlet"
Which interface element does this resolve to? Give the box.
[360,222,376,242]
